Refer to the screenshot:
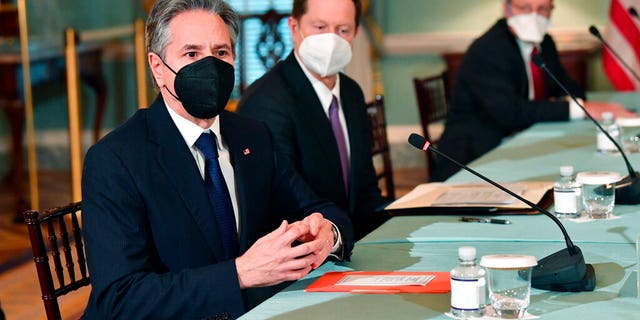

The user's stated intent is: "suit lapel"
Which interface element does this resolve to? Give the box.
[501,20,532,97]
[146,97,227,261]
[285,56,336,149]
[280,53,347,195]
[219,112,269,254]
[339,76,362,206]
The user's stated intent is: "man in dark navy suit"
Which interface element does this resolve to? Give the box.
[433,0,634,181]
[238,0,389,240]
[81,1,354,319]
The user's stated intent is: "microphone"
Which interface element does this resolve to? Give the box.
[408,133,595,292]
[532,54,640,205]
[589,25,640,83]
[630,7,639,20]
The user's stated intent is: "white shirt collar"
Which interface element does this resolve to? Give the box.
[516,39,537,58]
[515,39,541,101]
[294,51,342,114]
[165,103,223,149]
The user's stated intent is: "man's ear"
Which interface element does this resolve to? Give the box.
[148,52,164,87]
[287,16,298,35]
[288,17,304,50]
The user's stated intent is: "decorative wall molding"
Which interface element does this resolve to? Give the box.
[381,26,604,56]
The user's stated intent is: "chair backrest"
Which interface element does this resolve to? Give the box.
[0,3,18,38]
[366,95,395,201]
[23,202,90,320]
[413,72,449,179]
[237,8,289,93]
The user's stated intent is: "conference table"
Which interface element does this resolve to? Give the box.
[240,96,640,319]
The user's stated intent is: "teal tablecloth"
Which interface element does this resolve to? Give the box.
[240,117,640,319]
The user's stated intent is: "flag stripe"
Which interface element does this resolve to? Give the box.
[603,0,640,91]
[604,49,636,90]
[610,0,640,60]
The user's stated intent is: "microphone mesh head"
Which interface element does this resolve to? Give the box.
[408,133,427,150]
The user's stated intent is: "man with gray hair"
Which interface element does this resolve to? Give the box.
[81,0,354,318]
[433,0,634,181]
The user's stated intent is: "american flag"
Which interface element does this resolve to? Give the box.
[602,0,640,91]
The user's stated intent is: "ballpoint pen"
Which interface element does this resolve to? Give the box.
[460,216,511,224]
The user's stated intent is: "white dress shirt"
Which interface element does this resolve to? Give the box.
[294,52,351,159]
[166,102,342,253]
[165,104,241,233]
[515,39,583,119]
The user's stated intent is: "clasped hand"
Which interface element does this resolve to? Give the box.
[235,213,334,289]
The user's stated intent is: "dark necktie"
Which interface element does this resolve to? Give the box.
[328,95,349,193]
[195,132,238,259]
[530,47,546,100]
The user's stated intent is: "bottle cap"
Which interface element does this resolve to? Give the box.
[458,246,476,260]
[480,254,537,269]
[576,171,622,185]
[559,166,574,177]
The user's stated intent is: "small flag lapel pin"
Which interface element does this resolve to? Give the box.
[243,148,251,155]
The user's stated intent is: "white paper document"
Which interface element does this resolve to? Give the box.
[433,184,528,205]
[335,274,435,287]
[385,181,553,211]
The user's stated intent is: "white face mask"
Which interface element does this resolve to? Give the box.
[507,12,551,44]
[298,32,352,77]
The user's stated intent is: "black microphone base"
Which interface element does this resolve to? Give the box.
[531,246,596,292]
[615,173,640,205]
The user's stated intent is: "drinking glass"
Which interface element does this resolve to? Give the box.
[576,171,622,219]
[480,254,537,319]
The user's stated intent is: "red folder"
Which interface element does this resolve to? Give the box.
[305,271,451,294]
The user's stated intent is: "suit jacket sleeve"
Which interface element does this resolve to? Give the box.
[541,35,586,100]
[230,115,355,257]
[82,142,246,319]
[456,28,583,132]
[268,149,355,258]
[460,48,565,132]
[237,87,301,168]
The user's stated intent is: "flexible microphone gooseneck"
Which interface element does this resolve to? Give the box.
[532,54,640,205]
[589,25,640,83]
[408,133,595,292]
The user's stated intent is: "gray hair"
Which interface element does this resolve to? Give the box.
[146,0,239,60]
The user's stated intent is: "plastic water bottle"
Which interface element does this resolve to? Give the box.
[597,112,621,154]
[553,166,582,218]
[450,246,486,318]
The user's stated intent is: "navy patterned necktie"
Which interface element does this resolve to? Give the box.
[329,95,349,193]
[195,132,238,259]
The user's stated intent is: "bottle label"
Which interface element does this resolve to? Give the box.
[450,277,486,310]
[554,189,578,214]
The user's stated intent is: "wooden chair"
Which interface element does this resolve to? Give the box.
[237,8,289,93]
[23,202,90,320]
[413,72,449,180]
[366,95,395,201]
